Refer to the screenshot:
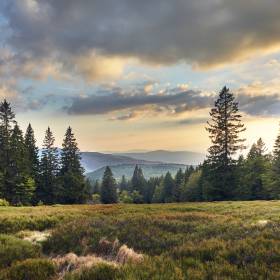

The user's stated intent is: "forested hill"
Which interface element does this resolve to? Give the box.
[87,163,188,182]
[80,150,204,172]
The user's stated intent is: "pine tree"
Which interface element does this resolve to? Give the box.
[162,172,175,202]
[8,124,35,205]
[100,166,117,204]
[181,169,202,201]
[174,168,184,201]
[38,127,59,204]
[92,180,101,194]
[242,138,269,200]
[0,100,16,167]
[131,165,146,198]
[185,166,194,184]
[0,100,16,199]
[24,124,39,191]
[119,175,128,192]
[270,127,280,198]
[57,127,90,204]
[203,86,246,200]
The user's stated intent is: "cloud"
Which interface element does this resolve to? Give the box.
[64,83,280,119]
[177,117,209,126]
[0,84,19,100]
[66,88,213,116]
[238,93,280,116]
[109,111,139,121]
[1,0,280,82]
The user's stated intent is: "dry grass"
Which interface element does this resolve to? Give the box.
[116,245,143,264]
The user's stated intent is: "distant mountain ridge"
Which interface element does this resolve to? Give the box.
[40,149,204,174]
[114,150,205,166]
[80,152,161,173]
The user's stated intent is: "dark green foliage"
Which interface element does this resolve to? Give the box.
[1,258,56,280]
[203,86,246,200]
[121,256,184,280]
[0,100,19,204]
[0,235,41,269]
[237,138,270,200]
[131,165,147,199]
[101,166,118,204]
[162,172,175,203]
[174,168,184,201]
[131,190,144,203]
[0,99,16,172]
[268,127,280,199]
[24,124,40,202]
[57,127,90,204]
[119,175,129,192]
[181,170,202,201]
[152,184,163,203]
[92,180,101,194]
[24,124,39,179]
[65,263,120,280]
[8,124,35,205]
[38,127,59,204]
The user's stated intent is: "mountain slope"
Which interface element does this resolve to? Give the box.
[115,150,205,165]
[86,163,187,182]
[81,152,161,172]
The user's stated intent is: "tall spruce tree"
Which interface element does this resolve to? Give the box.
[9,124,35,205]
[38,127,59,204]
[24,124,39,185]
[270,127,280,198]
[0,100,16,199]
[243,138,269,200]
[203,86,245,200]
[100,166,117,204]
[174,168,184,201]
[265,129,280,199]
[131,165,146,199]
[57,127,90,204]
[119,175,129,192]
[162,172,175,202]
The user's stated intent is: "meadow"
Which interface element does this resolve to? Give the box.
[1,201,280,279]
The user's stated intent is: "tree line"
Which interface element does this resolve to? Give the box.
[94,86,280,204]
[0,100,90,205]
[2,85,280,205]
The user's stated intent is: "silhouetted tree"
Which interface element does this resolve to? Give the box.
[9,124,35,205]
[0,100,16,200]
[174,168,184,201]
[24,124,39,195]
[57,127,90,203]
[131,165,147,200]
[38,127,59,204]
[203,86,246,200]
[162,172,175,202]
[269,127,280,198]
[101,166,117,204]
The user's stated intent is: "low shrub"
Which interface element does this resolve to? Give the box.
[120,256,184,280]
[0,199,9,206]
[0,235,41,269]
[2,258,56,280]
[64,263,120,280]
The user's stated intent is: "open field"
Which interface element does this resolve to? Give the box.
[1,201,280,279]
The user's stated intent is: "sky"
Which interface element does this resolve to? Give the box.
[1,0,280,153]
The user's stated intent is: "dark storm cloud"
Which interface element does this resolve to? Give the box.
[66,90,212,115]
[238,94,280,116]
[66,87,280,118]
[1,0,280,69]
